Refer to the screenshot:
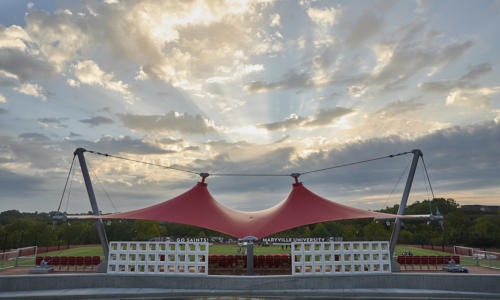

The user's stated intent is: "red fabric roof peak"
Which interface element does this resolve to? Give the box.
[93,181,394,238]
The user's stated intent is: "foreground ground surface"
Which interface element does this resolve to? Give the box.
[2,273,500,299]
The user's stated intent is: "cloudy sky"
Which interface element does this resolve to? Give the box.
[0,0,499,214]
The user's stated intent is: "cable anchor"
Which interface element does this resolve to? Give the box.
[199,173,209,183]
[290,173,301,184]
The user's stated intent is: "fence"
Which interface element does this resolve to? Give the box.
[0,246,37,270]
[291,241,391,275]
[454,246,500,269]
[107,241,208,275]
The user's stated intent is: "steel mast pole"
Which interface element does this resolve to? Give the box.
[389,149,422,257]
[243,236,258,275]
[74,148,109,259]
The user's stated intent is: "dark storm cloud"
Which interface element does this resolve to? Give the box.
[79,116,115,127]
[157,137,183,145]
[183,146,200,152]
[1,134,64,169]
[18,132,50,141]
[37,117,69,128]
[71,136,170,155]
[0,48,54,82]
[0,167,43,197]
[1,134,171,171]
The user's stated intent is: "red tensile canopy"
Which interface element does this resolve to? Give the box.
[89,181,396,239]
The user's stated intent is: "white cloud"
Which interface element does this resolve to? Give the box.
[348,85,368,98]
[270,13,280,27]
[0,25,32,51]
[135,67,148,81]
[0,93,5,103]
[446,87,500,109]
[13,83,46,100]
[307,7,342,27]
[66,78,80,87]
[0,69,19,80]
[27,2,34,9]
[72,60,134,101]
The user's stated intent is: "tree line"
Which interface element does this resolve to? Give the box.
[1,197,499,251]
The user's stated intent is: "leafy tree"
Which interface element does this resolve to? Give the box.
[311,223,330,237]
[303,226,312,237]
[362,221,390,240]
[132,220,160,241]
[470,216,499,249]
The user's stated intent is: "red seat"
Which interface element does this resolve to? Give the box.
[68,256,76,271]
[84,256,92,268]
[429,256,437,268]
[453,256,460,264]
[91,256,100,266]
[421,256,429,266]
[227,255,235,267]
[36,256,43,266]
[60,256,68,270]
[208,254,215,264]
[44,256,52,265]
[75,256,84,271]
[257,255,265,268]
[218,255,226,268]
[412,256,421,266]
[397,256,405,265]
[52,256,60,268]
[437,256,444,265]
[265,255,273,268]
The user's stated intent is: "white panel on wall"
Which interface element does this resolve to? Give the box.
[291,241,391,275]
[107,241,208,275]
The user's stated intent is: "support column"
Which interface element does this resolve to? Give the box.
[389,149,422,257]
[243,236,258,275]
[74,148,109,259]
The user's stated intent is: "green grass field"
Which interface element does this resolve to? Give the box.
[394,246,450,256]
[38,247,105,257]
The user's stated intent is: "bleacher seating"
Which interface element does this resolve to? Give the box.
[35,255,103,271]
[207,254,291,274]
[397,255,460,270]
